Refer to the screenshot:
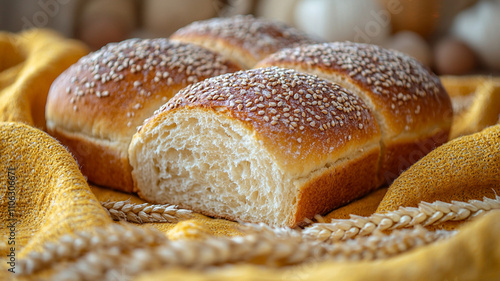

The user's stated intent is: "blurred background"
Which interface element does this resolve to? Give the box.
[1,0,499,76]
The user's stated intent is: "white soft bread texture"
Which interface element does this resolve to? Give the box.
[129,67,381,227]
[46,38,240,192]
[255,42,453,184]
[170,14,321,69]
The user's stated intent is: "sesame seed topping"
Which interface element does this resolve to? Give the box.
[155,67,371,148]
[64,38,238,105]
[263,42,445,119]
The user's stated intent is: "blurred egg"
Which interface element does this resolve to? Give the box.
[379,0,440,38]
[255,0,300,25]
[143,0,218,37]
[452,0,500,70]
[384,31,432,67]
[294,0,390,44]
[78,0,137,50]
[79,16,131,51]
[433,37,477,75]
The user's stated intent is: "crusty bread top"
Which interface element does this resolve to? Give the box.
[170,15,320,69]
[140,67,380,176]
[255,42,453,137]
[46,38,240,145]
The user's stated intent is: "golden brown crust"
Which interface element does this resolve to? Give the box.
[144,67,381,176]
[170,15,321,69]
[46,38,240,191]
[380,129,450,184]
[49,127,134,192]
[255,42,453,137]
[293,148,380,227]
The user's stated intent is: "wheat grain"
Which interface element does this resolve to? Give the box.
[42,224,452,281]
[100,199,192,223]
[304,195,500,242]
[17,223,167,275]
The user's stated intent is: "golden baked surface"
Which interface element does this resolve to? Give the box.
[47,38,241,141]
[256,42,453,136]
[171,15,320,68]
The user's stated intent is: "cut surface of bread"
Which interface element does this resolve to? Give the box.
[129,67,381,227]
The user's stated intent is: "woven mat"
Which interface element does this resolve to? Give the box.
[1,29,499,281]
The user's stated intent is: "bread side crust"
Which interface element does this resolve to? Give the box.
[380,129,450,184]
[293,146,380,227]
[48,126,134,192]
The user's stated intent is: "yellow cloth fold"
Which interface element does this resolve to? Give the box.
[377,124,500,213]
[0,122,112,256]
[0,29,88,129]
[1,28,500,280]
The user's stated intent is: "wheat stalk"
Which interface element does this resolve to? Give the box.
[100,199,192,223]
[304,195,500,242]
[51,225,453,281]
[19,220,454,281]
[17,223,167,275]
[20,195,498,280]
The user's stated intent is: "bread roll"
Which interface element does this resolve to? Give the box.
[129,67,381,227]
[255,42,453,183]
[169,15,321,69]
[46,38,240,192]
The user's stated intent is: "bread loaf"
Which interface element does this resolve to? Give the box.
[255,42,453,183]
[170,14,321,69]
[129,67,381,227]
[46,38,240,192]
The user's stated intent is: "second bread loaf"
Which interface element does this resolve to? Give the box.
[255,42,453,183]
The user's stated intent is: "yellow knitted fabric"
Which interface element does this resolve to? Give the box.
[1,29,500,280]
[0,29,89,129]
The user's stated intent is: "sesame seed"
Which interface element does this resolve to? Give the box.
[162,67,371,143]
[264,41,443,118]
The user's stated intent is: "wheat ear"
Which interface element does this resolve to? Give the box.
[100,199,192,223]
[49,224,452,281]
[304,195,500,242]
[17,223,167,275]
